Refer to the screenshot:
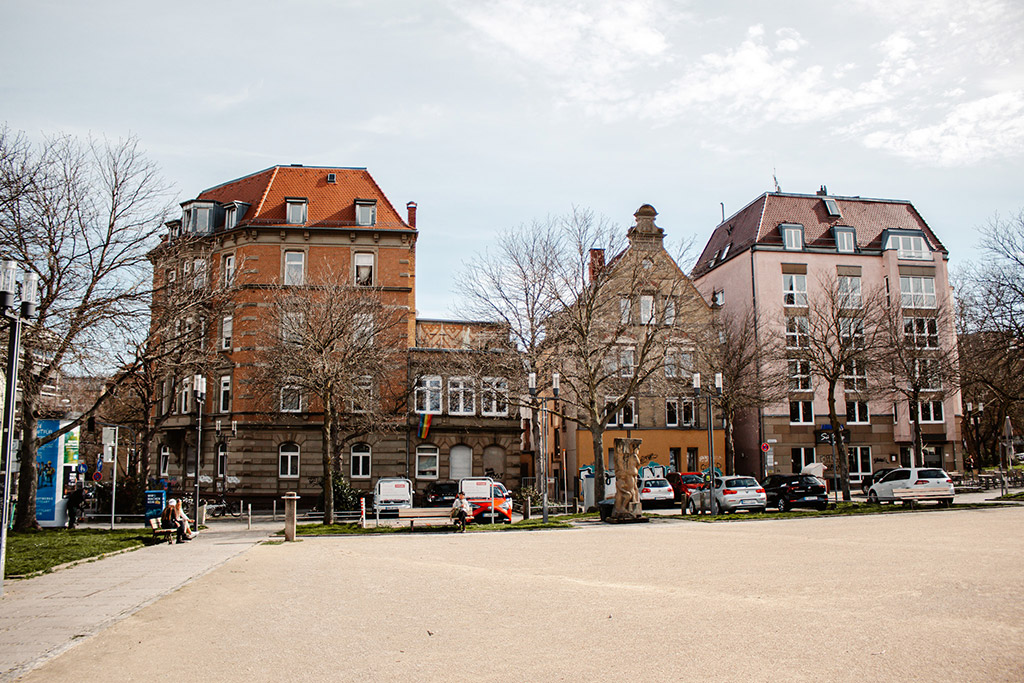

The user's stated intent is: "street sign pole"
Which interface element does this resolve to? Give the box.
[103,426,118,530]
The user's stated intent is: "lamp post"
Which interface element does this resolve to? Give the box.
[193,373,206,523]
[693,372,722,515]
[1,261,39,597]
[528,371,558,523]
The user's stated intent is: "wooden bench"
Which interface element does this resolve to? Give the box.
[148,517,176,543]
[397,508,453,530]
[893,488,953,507]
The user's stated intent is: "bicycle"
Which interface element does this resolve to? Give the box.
[202,495,241,518]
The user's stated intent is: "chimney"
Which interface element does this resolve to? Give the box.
[816,185,829,196]
[406,201,417,228]
[589,248,605,281]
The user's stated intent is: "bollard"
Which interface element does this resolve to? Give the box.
[273,500,277,521]
[524,496,531,520]
[247,503,252,530]
[199,502,207,526]
[283,493,300,541]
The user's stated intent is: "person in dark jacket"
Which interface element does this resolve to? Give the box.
[66,486,86,529]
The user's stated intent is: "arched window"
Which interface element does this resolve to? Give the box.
[415,444,439,480]
[449,444,472,480]
[351,443,371,479]
[279,443,300,479]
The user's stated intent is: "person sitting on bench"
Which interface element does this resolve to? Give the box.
[161,499,190,543]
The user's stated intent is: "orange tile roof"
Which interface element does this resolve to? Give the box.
[195,165,413,231]
[693,192,945,277]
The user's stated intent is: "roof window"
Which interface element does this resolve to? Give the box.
[286,198,308,225]
[781,224,804,251]
[327,173,337,184]
[823,198,841,217]
[355,199,377,227]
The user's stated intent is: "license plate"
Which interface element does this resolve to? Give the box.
[742,499,758,505]
[800,496,817,501]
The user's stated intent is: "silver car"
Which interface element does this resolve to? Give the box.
[867,467,954,506]
[687,476,766,514]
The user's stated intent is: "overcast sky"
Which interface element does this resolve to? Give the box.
[3,0,1022,317]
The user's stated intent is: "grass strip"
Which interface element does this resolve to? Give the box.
[289,517,572,536]
[5,528,157,577]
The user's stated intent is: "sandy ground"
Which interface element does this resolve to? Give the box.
[21,506,1024,682]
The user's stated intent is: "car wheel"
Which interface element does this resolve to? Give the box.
[776,497,789,513]
[941,497,953,508]
[686,500,698,516]
[867,490,880,505]
[814,503,828,511]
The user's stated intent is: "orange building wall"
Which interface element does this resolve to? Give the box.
[574,427,727,473]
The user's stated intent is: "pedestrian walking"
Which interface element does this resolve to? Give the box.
[65,485,86,529]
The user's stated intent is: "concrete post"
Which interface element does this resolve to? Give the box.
[283,492,300,542]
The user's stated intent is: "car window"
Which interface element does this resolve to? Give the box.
[798,476,821,486]
[726,478,758,487]
[882,470,909,482]
[681,475,703,484]
[917,469,945,479]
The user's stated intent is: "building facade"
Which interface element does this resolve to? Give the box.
[692,189,962,482]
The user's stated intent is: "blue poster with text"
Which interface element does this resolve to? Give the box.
[35,419,61,522]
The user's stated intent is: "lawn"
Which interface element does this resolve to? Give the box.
[4,527,156,577]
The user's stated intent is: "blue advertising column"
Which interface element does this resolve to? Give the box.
[145,490,166,521]
[35,419,65,527]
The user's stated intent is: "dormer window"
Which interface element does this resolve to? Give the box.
[823,197,841,217]
[225,206,237,231]
[286,198,308,225]
[834,227,856,253]
[355,199,377,226]
[886,232,929,260]
[781,224,804,251]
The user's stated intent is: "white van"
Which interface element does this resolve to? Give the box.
[374,477,414,513]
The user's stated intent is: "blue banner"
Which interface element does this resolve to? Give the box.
[145,490,166,521]
[35,419,61,522]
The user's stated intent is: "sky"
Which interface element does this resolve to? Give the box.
[2,0,1023,317]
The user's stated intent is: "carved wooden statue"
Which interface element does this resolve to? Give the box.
[612,437,643,519]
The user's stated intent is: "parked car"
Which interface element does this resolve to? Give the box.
[860,468,899,495]
[423,481,458,507]
[763,474,828,512]
[469,483,513,524]
[666,472,705,502]
[867,467,954,506]
[639,478,674,507]
[687,476,766,514]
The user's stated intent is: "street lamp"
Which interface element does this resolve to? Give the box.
[192,373,206,524]
[528,371,558,523]
[693,372,722,515]
[1,261,39,597]
[965,402,984,477]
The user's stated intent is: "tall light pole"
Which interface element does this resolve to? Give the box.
[193,373,206,522]
[693,372,722,515]
[1,261,39,597]
[528,372,558,523]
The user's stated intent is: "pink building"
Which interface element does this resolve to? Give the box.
[693,188,961,483]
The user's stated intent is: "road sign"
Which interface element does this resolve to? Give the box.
[92,471,102,482]
[76,463,87,474]
[761,442,770,452]
[96,458,103,471]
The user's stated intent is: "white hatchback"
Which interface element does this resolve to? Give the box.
[639,478,674,507]
[867,467,954,505]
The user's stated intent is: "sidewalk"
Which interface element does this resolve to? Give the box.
[0,519,278,682]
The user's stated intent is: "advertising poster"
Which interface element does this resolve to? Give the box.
[63,426,80,464]
[35,419,62,523]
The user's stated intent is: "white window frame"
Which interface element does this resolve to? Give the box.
[915,359,942,391]
[835,228,856,253]
[159,445,170,477]
[280,385,302,413]
[351,375,372,413]
[286,200,307,225]
[904,317,939,348]
[619,297,631,325]
[221,315,233,350]
[179,376,191,414]
[838,275,862,308]
[481,377,508,416]
[889,234,929,260]
[790,400,814,424]
[786,316,809,349]
[640,294,655,325]
[900,276,936,308]
[680,398,695,427]
[448,377,476,416]
[843,359,867,393]
[415,375,442,415]
[782,225,804,250]
[354,252,374,287]
[783,274,807,307]
[355,200,377,226]
[282,310,304,344]
[415,445,439,480]
[353,312,374,345]
[351,443,371,479]
[222,254,235,287]
[664,348,678,378]
[283,251,305,286]
[278,443,300,479]
[846,400,869,424]
[216,442,228,477]
[192,258,207,289]
[662,296,676,326]
[840,317,865,349]
[789,358,811,391]
[619,398,636,428]
[918,400,944,423]
[224,206,236,231]
[666,398,679,427]
[619,348,635,377]
[219,375,231,413]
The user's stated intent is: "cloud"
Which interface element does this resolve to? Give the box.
[862,90,1024,166]
[202,83,261,112]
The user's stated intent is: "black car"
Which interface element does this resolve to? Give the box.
[861,468,898,495]
[423,481,458,507]
[764,474,828,512]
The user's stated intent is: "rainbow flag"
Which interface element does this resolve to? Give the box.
[418,413,432,439]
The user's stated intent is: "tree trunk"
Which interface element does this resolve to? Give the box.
[14,404,39,531]
[826,383,852,502]
[911,390,923,469]
[322,408,334,525]
[591,425,605,504]
[724,409,735,476]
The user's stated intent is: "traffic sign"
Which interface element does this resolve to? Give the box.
[761,442,770,452]
[77,463,87,474]
[96,458,103,471]
[92,471,102,482]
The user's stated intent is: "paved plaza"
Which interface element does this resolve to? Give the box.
[4,504,1023,682]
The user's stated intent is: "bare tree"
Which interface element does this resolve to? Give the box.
[252,265,406,524]
[781,272,887,501]
[0,128,171,530]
